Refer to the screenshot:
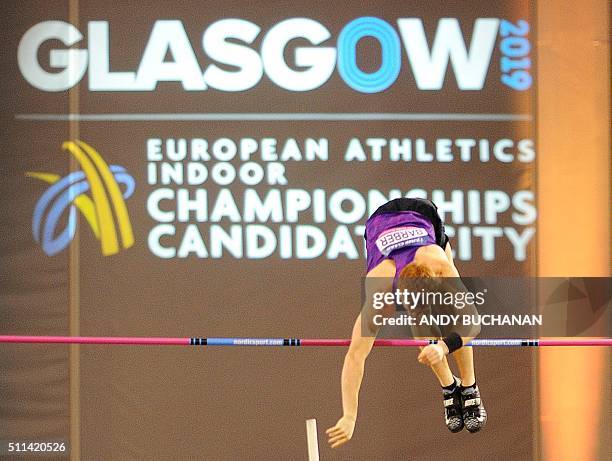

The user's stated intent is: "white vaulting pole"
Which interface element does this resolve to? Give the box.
[306,419,320,461]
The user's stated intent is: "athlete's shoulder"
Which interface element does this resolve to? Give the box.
[414,245,453,272]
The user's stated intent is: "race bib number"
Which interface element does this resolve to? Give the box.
[375,226,429,256]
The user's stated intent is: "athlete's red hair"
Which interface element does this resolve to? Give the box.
[399,262,435,279]
[397,262,437,298]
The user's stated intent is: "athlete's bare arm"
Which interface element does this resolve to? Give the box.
[443,242,462,277]
[326,259,395,449]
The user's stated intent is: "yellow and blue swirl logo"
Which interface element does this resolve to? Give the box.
[28,140,135,256]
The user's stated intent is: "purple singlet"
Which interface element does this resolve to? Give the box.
[365,211,437,284]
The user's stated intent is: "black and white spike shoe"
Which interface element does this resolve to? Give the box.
[461,384,487,433]
[443,377,464,433]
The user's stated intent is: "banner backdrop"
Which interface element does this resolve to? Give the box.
[1,1,536,459]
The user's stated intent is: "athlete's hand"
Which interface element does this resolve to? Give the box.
[326,416,356,448]
[418,343,448,366]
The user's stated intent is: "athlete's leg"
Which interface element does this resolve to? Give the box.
[452,347,475,387]
[452,347,487,432]
[414,329,461,432]
[424,348,463,432]
[439,240,486,431]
